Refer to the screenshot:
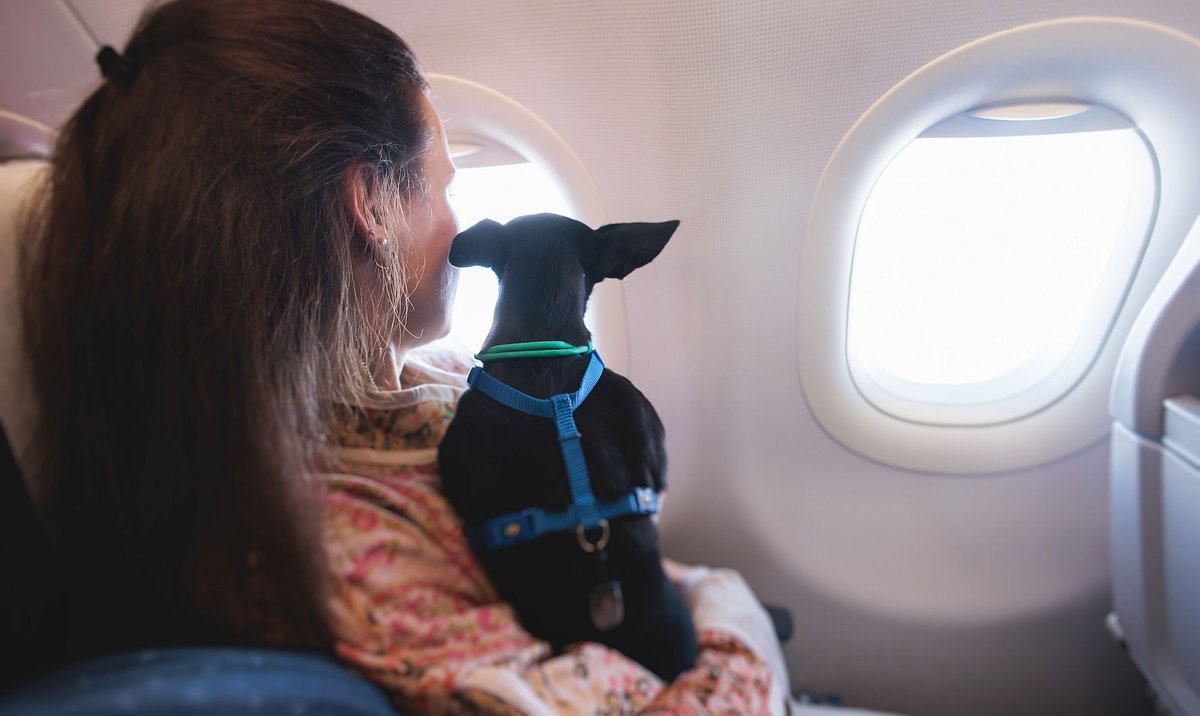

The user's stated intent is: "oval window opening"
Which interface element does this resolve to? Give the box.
[847,103,1157,425]
[443,151,575,353]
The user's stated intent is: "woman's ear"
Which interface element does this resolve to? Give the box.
[449,219,512,272]
[341,163,389,256]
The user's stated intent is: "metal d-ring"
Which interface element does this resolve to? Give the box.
[576,519,611,553]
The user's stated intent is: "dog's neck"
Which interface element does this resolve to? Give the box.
[485,269,592,349]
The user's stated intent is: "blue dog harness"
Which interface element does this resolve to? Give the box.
[463,348,661,553]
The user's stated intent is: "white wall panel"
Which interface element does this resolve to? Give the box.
[0,0,98,126]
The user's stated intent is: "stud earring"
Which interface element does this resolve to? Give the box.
[368,227,389,247]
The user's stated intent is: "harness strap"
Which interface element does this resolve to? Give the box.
[465,351,657,550]
[466,351,604,419]
[466,487,660,550]
[551,393,599,527]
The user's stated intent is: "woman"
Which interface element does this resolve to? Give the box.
[20,0,788,712]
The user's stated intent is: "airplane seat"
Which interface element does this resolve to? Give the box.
[0,643,399,716]
[0,110,50,487]
[1109,211,1200,716]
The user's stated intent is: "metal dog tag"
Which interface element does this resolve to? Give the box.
[589,580,624,631]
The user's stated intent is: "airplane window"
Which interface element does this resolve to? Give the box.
[427,73,617,371]
[442,153,575,353]
[799,18,1196,472]
[846,103,1157,425]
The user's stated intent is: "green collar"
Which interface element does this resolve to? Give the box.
[475,340,594,363]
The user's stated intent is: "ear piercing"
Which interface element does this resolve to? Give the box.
[368,228,394,283]
[368,228,389,247]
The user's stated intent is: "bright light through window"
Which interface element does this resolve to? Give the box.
[848,118,1155,411]
[441,161,575,353]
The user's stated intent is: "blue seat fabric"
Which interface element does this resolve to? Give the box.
[0,648,400,716]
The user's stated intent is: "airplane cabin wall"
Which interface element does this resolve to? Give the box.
[10,1,1200,714]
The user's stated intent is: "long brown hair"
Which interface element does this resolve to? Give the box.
[20,0,429,657]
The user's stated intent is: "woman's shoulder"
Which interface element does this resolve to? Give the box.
[408,343,476,378]
[348,343,472,410]
[324,343,475,452]
[402,343,475,386]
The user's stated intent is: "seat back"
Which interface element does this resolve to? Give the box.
[0,111,51,490]
[1110,212,1200,715]
[0,111,59,692]
[0,648,399,716]
[0,417,67,693]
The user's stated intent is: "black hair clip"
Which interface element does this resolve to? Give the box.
[96,45,138,89]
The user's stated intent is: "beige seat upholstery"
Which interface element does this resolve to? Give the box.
[0,110,52,494]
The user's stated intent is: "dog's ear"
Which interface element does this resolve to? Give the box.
[581,220,680,281]
[449,219,512,271]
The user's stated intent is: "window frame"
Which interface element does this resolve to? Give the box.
[845,103,1159,426]
[426,74,630,374]
[798,17,1200,473]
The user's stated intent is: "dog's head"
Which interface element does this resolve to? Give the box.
[449,213,679,288]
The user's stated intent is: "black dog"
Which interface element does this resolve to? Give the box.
[438,213,697,681]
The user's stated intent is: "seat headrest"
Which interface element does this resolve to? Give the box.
[0,111,53,163]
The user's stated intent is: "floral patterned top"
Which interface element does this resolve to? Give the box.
[319,348,774,715]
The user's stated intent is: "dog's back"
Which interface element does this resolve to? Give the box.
[441,361,697,680]
[437,214,697,681]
